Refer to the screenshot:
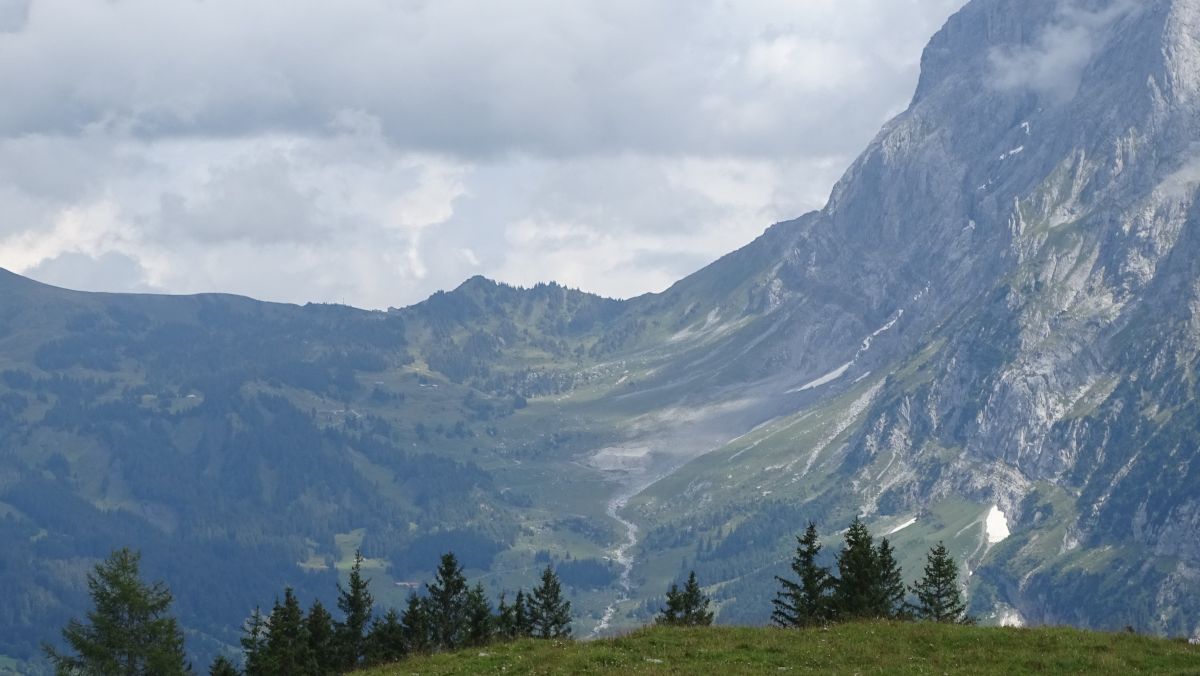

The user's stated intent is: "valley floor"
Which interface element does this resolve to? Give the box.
[355,622,1199,675]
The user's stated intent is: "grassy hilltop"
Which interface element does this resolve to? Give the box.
[355,623,1199,675]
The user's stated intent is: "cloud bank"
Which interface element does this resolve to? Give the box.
[0,0,965,308]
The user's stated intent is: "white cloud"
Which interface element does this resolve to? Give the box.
[0,0,966,308]
[989,0,1141,103]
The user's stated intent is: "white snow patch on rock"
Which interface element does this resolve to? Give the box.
[789,361,853,393]
[985,505,1011,544]
[999,607,1025,627]
[886,517,917,535]
[1000,146,1025,160]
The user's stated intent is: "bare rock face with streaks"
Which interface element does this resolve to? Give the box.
[623,0,1200,636]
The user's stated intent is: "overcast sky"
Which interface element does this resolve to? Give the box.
[0,0,966,309]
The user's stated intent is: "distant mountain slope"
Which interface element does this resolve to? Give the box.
[6,0,1200,671]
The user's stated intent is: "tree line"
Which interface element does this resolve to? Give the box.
[44,518,968,674]
[45,549,572,675]
[772,518,969,627]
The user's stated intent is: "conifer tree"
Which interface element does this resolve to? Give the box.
[658,581,685,626]
[240,607,269,676]
[364,608,406,666]
[873,538,909,620]
[512,590,534,638]
[264,588,314,676]
[208,655,240,676]
[911,542,969,623]
[465,583,495,646]
[305,600,337,675]
[657,571,713,626]
[832,517,879,619]
[772,522,833,627]
[335,551,374,669]
[43,548,189,676]
[425,552,470,650]
[400,593,432,654]
[495,593,518,640]
[529,566,572,639]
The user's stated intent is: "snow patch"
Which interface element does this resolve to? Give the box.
[788,361,853,393]
[886,517,917,535]
[998,608,1025,628]
[859,310,903,354]
[985,505,1011,544]
[999,146,1025,160]
[786,311,902,393]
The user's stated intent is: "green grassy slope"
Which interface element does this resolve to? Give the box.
[355,623,1200,675]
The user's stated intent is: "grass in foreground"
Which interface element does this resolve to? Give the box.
[356,622,1199,675]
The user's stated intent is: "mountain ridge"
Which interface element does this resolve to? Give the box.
[6,0,1200,671]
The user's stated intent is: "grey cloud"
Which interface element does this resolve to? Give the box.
[0,0,964,159]
[26,250,153,293]
[1,0,968,308]
[0,0,28,33]
[154,154,334,246]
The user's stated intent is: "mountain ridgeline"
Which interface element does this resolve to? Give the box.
[5,0,1200,669]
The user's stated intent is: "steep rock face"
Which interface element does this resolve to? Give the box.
[628,0,1200,635]
[833,0,1200,620]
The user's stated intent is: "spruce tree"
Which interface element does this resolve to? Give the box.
[772,522,833,627]
[43,548,189,676]
[240,607,269,676]
[495,593,518,640]
[465,583,495,646]
[364,608,406,666]
[873,538,909,620]
[400,593,432,654]
[305,600,337,675]
[208,655,240,676]
[529,566,572,639]
[911,542,969,623]
[657,571,713,626]
[425,552,470,650]
[264,588,314,676]
[657,581,685,626]
[335,551,374,669]
[512,590,534,638]
[832,517,879,619]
